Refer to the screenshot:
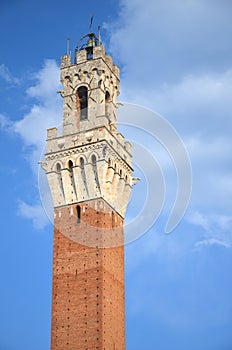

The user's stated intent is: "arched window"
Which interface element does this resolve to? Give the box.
[80,157,84,168]
[56,163,65,198]
[105,91,110,117]
[91,154,96,165]
[68,160,77,197]
[76,205,81,224]
[91,154,100,191]
[68,160,74,173]
[68,160,74,181]
[77,86,88,120]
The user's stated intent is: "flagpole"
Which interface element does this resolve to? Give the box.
[90,15,94,32]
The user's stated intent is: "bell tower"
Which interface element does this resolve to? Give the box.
[42,30,133,350]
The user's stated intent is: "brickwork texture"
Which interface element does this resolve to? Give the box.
[51,199,125,350]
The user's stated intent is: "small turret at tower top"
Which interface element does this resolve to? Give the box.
[59,29,120,136]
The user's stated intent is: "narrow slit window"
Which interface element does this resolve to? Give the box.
[77,205,81,224]
[112,211,115,228]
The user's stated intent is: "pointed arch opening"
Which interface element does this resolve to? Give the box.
[79,156,89,197]
[105,91,110,117]
[56,163,65,198]
[68,160,74,179]
[77,86,88,120]
[80,157,84,168]
[68,160,77,198]
[91,154,100,192]
[91,154,97,165]
[68,160,73,170]
[56,163,61,172]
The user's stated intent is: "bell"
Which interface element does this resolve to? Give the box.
[87,36,95,48]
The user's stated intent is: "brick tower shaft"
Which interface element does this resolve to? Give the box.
[51,201,125,349]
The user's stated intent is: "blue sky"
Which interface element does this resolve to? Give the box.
[0,0,232,349]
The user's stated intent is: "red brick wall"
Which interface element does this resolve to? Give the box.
[51,199,125,350]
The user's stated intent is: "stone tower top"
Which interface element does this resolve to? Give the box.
[59,31,120,136]
[43,30,133,217]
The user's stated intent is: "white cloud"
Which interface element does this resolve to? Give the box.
[0,113,11,129]
[189,212,232,234]
[4,59,62,229]
[118,72,232,242]
[107,1,232,249]
[188,211,232,248]
[12,59,62,170]
[195,238,231,249]
[184,135,232,212]
[17,201,49,230]
[0,63,20,85]
[118,70,232,138]
[109,0,232,85]
[26,59,61,106]
[188,211,211,232]
[151,71,232,137]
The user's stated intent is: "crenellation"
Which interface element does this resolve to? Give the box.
[76,49,87,64]
[124,141,132,154]
[61,54,71,69]
[47,127,58,140]
[105,55,113,69]
[112,64,120,81]
[46,126,132,160]
[93,44,106,60]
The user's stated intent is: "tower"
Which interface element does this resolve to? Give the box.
[42,30,133,349]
